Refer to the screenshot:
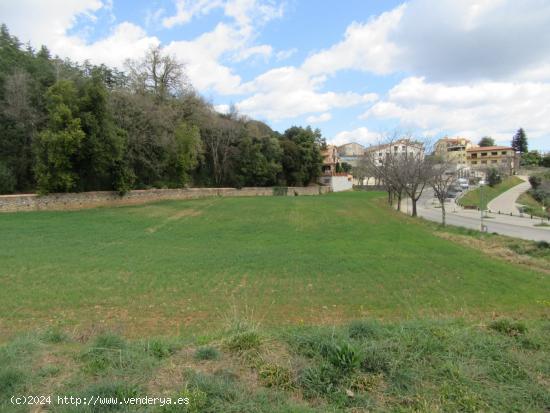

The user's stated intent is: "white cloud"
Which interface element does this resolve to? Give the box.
[57,22,159,68]
[275,48,297,61]
[363,76,550,145]
[236,66,378,120]
[306,112,332,123]
[0,0,159,68]
[165,23,245,94]
[232,44,273,62]
[0,0,103,47]
[330,127,381,147]
[162,0,284,31]
[302,0,550,83]
[163,0,223,28]
[301,5,405,76]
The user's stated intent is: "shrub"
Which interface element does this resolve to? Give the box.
[487,168,501,187]
[225,331,261,353]
[258,363,294,390]
[489,319,527,336]
[195,346,220,361]
[529,175,542,190]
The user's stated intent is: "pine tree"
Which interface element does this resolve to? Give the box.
[511,128,528,154]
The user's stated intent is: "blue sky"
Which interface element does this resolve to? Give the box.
[2,0,550,150]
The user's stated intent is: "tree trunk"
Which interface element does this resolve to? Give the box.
[412,199,417,217]
[441,201,446,226]
[397,193,402,211]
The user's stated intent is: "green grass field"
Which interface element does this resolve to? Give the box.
[459,176,523,209]
[1,192,550,412]
[1,191,548,338]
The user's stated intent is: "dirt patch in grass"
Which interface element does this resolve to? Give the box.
[435,232,550,275]
[146,209,203,233]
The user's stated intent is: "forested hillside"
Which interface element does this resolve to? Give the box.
[0,24,324,194]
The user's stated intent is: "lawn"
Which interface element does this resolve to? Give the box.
[459,176,523,209]
[1,191,548,338]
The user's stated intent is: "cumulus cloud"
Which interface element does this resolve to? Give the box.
[301,5,404,76]
[162,0,284,31]
[362,76,550,145]
[0,0,158,68]
[330,127,381,147]
[306,112,332,123]
[236,66,378,120]
[302,0,550,83]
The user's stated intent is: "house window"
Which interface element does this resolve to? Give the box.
[501,151,507,155]
[471,153,478,158]
[491,152,498,155]
[481,160,487,164]
[481,152,487,156]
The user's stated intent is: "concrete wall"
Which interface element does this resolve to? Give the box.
[0,186,330,213]
[330,176,353,192]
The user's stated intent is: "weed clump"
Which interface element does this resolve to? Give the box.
[194,346,220,361]
[258,363,294,390]
[489,319,527,336]
[225,331,261,353]
[40,327,67,344]
[348,320,381,340]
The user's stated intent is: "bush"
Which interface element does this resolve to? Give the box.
[487,168,502,187]
[0,162,15,194]
[529,175,542,190]
[489,319,527,336]
[194,346,220,361]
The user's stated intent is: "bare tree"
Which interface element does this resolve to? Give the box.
[429,158,460,226]
[399,142,431,217]
[125,45,188,100]
[202,117,240,186]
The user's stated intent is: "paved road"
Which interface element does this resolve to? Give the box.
[487,176,531,214]
[406,189,550,242]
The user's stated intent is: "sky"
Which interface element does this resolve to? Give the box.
[2,0,550,151]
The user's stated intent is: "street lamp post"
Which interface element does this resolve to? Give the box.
[480,182,485,232]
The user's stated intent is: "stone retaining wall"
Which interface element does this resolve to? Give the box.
[0,186,330,212]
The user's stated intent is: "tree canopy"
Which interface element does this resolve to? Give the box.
[0,24,323,194]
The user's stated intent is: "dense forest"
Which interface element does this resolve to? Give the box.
[0,24,324,195]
